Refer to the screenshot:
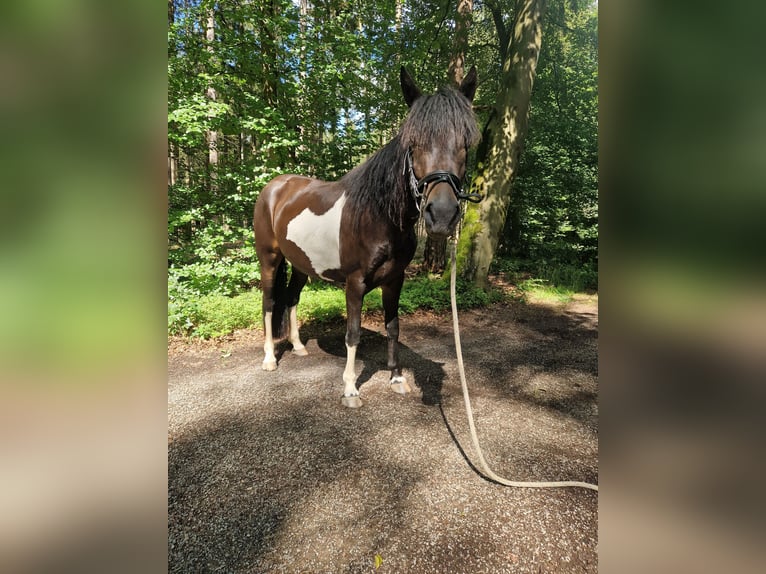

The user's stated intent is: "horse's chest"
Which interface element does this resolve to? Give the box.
[285,194,346,280]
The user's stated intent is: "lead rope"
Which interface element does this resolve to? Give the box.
[448,239,598,491]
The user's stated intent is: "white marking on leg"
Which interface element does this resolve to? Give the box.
[343,344,358,396]
[286,194,346,279]
[288,305,307,355]
[390,374,411,395]
[341,344,362,408]
[262,311,277,371]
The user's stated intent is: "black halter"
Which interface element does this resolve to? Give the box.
[404,148,483,212]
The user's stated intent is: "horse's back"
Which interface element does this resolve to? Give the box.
[255,174,345,227]
[255,174,348,281]
[255,174,315,221]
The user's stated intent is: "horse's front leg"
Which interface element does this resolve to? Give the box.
[285,268,309,356]
[341,277,365,408]
[383,277,411,395]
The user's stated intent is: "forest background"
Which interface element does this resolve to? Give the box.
[167,0,598,337]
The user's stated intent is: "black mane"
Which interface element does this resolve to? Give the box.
[342,85,479,230]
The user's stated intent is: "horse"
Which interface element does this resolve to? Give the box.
[253,66,480,408]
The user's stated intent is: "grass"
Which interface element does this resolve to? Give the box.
[490,257,597,304]
[517,277,577,304]
[168,257,598,339]
[169,274,503,339]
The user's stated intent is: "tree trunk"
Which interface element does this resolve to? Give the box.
[262,0,279,109]
[295,0,308,161]
[448,0,473,85]
[205,8,218,191]
[423,0,473,274]
[459,0,545,288]
[168,142,177,187]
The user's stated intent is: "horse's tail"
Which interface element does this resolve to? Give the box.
[270,258,290,339]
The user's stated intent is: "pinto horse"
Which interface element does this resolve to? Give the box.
[254,66,480,407]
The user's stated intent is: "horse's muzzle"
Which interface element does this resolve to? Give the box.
[424,195,461,239]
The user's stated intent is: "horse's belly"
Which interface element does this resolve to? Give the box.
[281,193,346,281]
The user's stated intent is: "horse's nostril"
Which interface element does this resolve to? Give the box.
[424,202,435,224]
[450,206,460,224]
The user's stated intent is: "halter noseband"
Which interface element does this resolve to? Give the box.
[404,148,483,212]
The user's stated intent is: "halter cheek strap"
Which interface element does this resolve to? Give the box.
[404,148,483,213]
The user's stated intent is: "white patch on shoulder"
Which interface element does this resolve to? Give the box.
[286,194,345,279]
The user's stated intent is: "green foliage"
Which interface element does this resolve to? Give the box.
[535,261,597,293]
[455,204,482,279]
[400,275,497,313]
[517,278,575,304]
[296,283,349,324]
[167,0,598,338]
[169,274,503,339]
[174,291,263,340]
[495,1,598,276]
[168,219,260,298]
[168,271,198,335]
[168,94,231,148]
[491,256,597,293]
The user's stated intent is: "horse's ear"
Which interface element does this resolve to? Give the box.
[459,66,478,102]
[400,66,422,108]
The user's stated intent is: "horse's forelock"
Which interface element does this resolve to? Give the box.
[400,86,480,150]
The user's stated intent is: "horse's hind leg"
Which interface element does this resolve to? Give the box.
[383,276,411,395]
[258,250,282,371]
[285,269,309,356]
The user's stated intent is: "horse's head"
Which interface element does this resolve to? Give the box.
[400,66,480,239]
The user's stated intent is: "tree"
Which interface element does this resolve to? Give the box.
[448,0,473,83]
[423,0,474,273]
[205,5,218,191]
[458,0,546,288]
[509,0,598,280]
[167,0,597,331]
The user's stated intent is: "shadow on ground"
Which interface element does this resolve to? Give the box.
[168,300,599,573]
[270,317,447,406]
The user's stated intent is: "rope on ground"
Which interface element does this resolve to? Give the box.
[449,240,598,492]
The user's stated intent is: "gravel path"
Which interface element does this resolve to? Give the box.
[168,297,598,573]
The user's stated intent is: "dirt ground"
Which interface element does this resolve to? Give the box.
[168,292,598,573]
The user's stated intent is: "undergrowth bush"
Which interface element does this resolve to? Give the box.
[491,257,597,292]
[192,291,263,339]
[296,283,348,323]
[532,261,597,292]
[517,278,575,303]
[168,256,599,339]
[168,274,503,339]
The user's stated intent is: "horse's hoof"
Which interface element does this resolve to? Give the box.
[292,346,308,356]
[262,360,277,371]
[341,395,363,408]
[390,376,411,395]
